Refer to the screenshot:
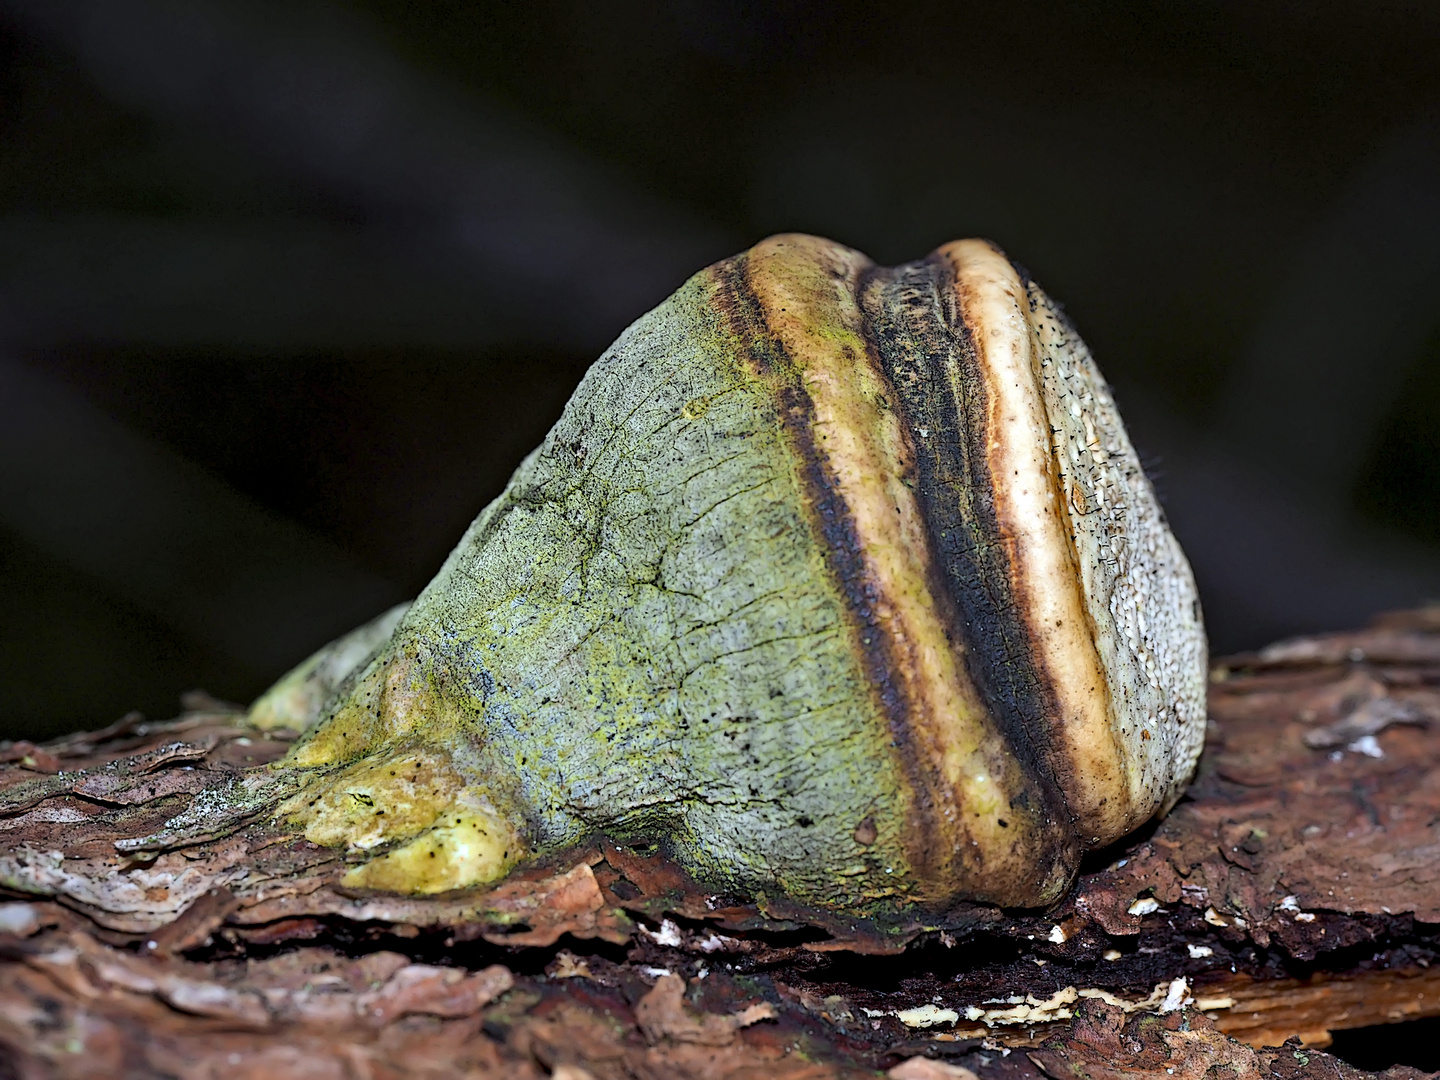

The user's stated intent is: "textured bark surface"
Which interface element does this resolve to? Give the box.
[1,609,1439,1078]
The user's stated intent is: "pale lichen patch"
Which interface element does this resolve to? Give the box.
[278,749,463,852]
[341,791,524,894]
[248,604,410,733]
[287,652,453,770]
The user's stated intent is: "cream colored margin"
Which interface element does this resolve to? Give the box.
[937,240,1133,844]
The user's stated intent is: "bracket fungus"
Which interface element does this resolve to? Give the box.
[251,234,1206,917]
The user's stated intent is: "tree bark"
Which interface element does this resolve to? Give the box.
[2,610,1438,1079]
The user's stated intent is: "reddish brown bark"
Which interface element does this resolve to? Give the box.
[2,610,1439,1078]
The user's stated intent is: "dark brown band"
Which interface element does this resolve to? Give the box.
[708,253,936,869]
[856,259,1074,836]
[707,237,1081,905]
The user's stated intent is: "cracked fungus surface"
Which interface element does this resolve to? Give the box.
[279,267,914,910]
[261,235,1205,916]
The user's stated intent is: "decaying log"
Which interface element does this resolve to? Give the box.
[2,610,1439,1078]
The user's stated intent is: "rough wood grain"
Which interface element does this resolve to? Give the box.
[2,609,1438,1078]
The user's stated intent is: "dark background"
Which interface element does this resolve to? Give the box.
[2,0,1439,740]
